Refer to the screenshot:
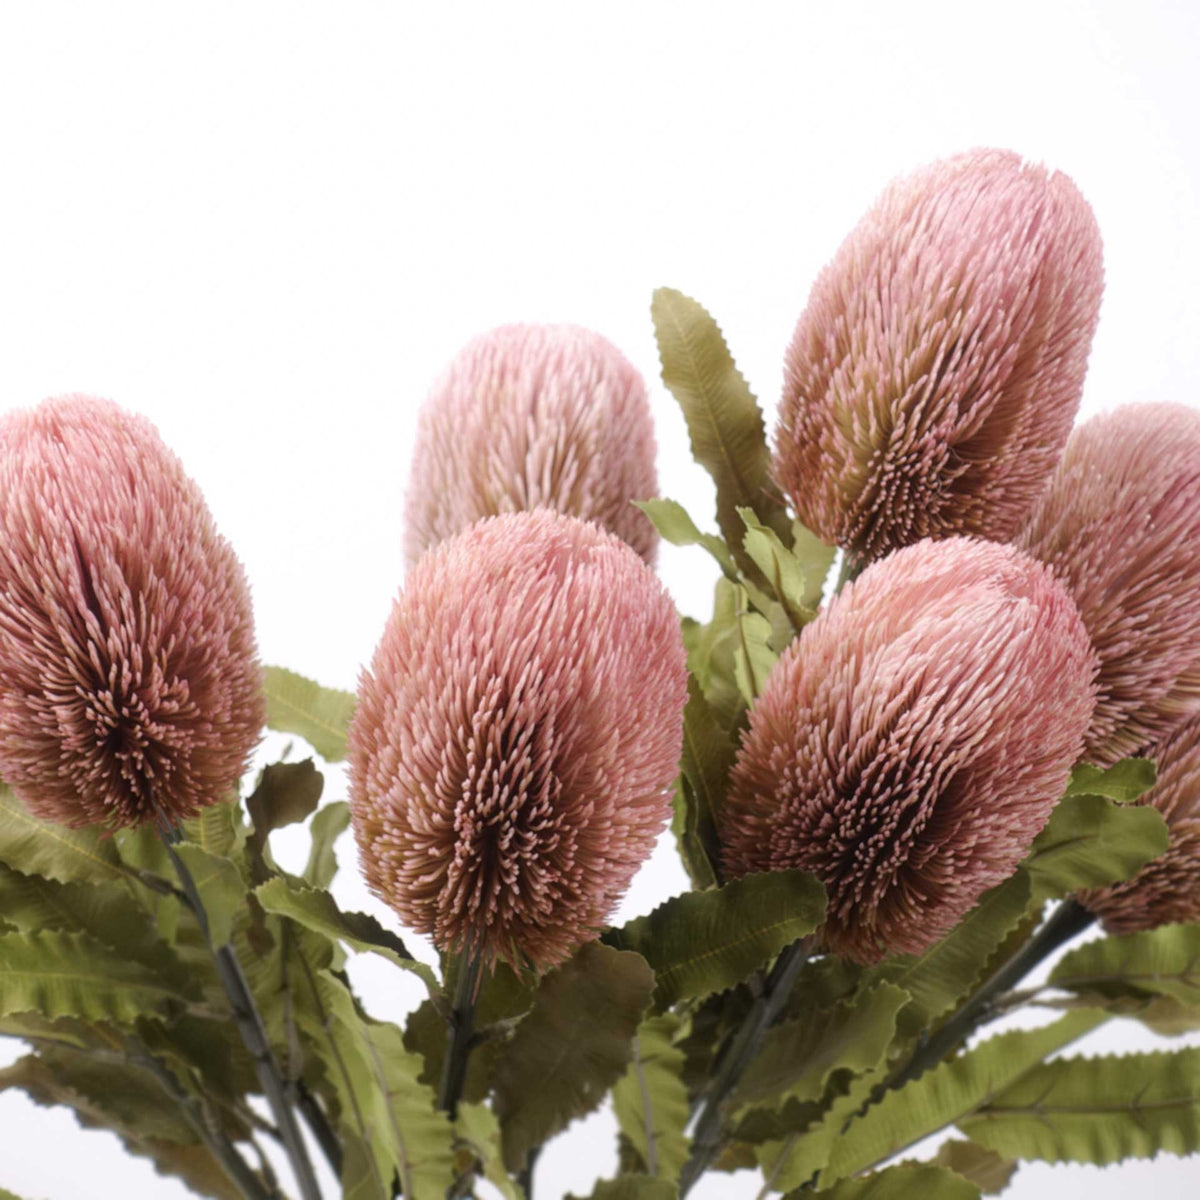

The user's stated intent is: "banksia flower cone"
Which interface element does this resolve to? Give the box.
[1080,715,1200,933]
[0,395,264,828]
[1019,404,1200,765]
[348,509,687,969]
[775,149,1103,564]
[721,538,1097,964]
[404,324,659,566]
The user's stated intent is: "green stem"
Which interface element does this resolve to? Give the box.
[678,938,813,1197]
[437,948,482,1119]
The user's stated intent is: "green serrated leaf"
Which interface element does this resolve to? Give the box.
[493,942,655,1172]
[651,287,792,570]
[674,677,735,889]
[263,666,357,761]
[604,870,826,1011]
[791,522,837,611]
[567,1177,676,1200]
[821,1012,1107,1185]
[247,759,325,850]
[0,930,188,1025]
[172,844,244,948]
[801,1163,981,1199]
[304,801,351,889]
[182,801,244,860]
[456,1101,521,1200]
[634,498,738,575]
[1025,794,1168,901]
[961,1046,1200,1165]
[731,591,777,703]
[736,982,909,1108]
[738,506,818,629]
[255,876,435,992]
[612,1014,691,1184]
[0,785,124,885]
[1065,758,1157,802]
[931,1139,1017,1194]
[687,579,745,732]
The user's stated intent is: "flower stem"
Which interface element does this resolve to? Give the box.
[438,947,482,1119]
[157,816,324,1200]
[678,937,813,1197]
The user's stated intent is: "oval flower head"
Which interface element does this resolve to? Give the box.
[721,537,1096,964]
[404,324,659,567]
[1080,714,1200,933]
[0,395,264,828]
[775,149,1103,564]
[348,509,686,970]
[1019,403,1200,765]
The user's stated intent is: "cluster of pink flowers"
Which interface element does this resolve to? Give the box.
[1,145,1197,972]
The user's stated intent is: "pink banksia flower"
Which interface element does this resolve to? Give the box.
[404,324,659,567]
[721,537,1097,964]
[348,509,687,969]
[0,395,264,828]
[1018,403,1200,765]
[1080,715,1200,933]
[775,149,1104,564]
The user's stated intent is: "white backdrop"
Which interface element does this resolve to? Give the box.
[1,2,1198,1197]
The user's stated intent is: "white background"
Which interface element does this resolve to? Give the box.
[1,2,1199,1197]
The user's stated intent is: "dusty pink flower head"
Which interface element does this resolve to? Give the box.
[721,537,1097,964]
[404,324,658,567]
[348,509,686,969]
[775,148,1104,564]
[0,395,264,828]
[1080,715,1200,933]
[1019,403,1200,766]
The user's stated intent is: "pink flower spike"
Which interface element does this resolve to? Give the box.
[0,395,264,828]
[404,324,659,567]
[348,509,687,970]
[776,149,1104,563]
[721,537,1097,964]
[1019,403,1200,765]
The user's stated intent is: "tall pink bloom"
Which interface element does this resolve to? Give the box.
[721,538,1097,964]
[775,149,1103,564]
[1080,715,1200,933]
[1019,403,1200,765]
[348,509,686,969]
[0,395,264,828]
[404,324,659,567]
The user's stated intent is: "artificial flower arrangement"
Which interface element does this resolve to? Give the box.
[0,147,1197,1200]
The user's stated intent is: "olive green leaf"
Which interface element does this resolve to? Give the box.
[455,1101,522,1200]
[960,1047,1200,1165]
[730,585,777,703]
[263,666,356,761]
[737,506,821,629]
[1065,758,1157,803]
[651,287,792,570]
[931,1139,1017,1194]
[604,869,826,1011]
[634,498,738,576]
[172,844,245,948]
[799,1164,981,1199]
[0,785,124,886]
[304,801,351,889]
[568,1179,676,1200]
[493,942,655,1172]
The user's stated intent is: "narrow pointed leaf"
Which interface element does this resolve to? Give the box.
[263,666,356,761]
[732,596,776,703]
[674,676,735,889]
[604,870,826,1010]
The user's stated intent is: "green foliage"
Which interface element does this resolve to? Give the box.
[732,591,778,702]
[612,1014,691,1184]
[568,1178,676,1200]
[634,498,738,576]
[604,870,826,1010]
[799,1163,982,1200]
[1065,758,1157,802]
[960,1047,1200,1165]
[456,1101,522,1200]
[262,665,356,761]
[493,942,655,1172]
[246,759,325,881]
[673,676,735,889]
[0,785,125,885]
[304,800,351,888]
[931,1140,1017,1194]
[172,844,245,947]
[737,506,821,628]
[650,287,792,574]
[686,577,747,730]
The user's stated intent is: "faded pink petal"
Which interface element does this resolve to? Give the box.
[1080,715,1200,932]
[722,537,1097,964]
[404,324,658,567]
[776,149,1103,563]
[1019,403,1200,765]
[348,509,687,969]
[0,395,264,828]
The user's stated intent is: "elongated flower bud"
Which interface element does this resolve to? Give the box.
[1018,403,1200,765]
[348,510,686,969]
[721,538,1097,964]
[0,395,264,828]
[404,324,658,566]
[1080,715,1200,932]
[775,149,1103,563]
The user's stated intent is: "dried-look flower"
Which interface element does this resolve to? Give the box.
[348,509,687,969]
[1080,715,1200,932]
[775,148,1104,564]
[721,537,1097,964]
[0,395,264,828]
[404,323,658,567]
[1019,403,1200,765]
